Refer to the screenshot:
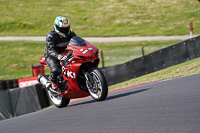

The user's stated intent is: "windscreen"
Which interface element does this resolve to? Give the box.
[69,36,87,46]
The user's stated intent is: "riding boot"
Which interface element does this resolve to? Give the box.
[50,78,58,90]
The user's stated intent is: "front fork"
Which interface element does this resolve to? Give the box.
[83,69,99,93]
[83,70,93,89]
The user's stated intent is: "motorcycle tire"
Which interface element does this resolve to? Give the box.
[88,68,108,101]
[47,90,70,108]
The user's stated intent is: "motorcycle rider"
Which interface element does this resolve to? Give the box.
[45,16,77,90]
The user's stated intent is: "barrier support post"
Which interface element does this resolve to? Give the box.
[141,46,145,56]
[100,50,104,68]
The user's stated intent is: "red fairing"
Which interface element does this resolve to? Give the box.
[38,37,100,99]
[67,40,99,65]
[60,40,100,99]
[39,56,48,67]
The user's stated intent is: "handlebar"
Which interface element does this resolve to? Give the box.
[61,51,74,66]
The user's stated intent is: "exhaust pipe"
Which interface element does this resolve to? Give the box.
[37,74,50,88]
[38,74,60,94]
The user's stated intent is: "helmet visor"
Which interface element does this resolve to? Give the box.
[56,25,70,35]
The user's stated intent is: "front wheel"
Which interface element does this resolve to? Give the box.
[87,68,108,101]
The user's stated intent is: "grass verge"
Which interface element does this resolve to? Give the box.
[1,0,199,36]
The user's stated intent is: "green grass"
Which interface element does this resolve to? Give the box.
[0,0,199,37]
[0,41,46,79]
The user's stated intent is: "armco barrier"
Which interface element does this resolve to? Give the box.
[0,90,13,120]
[9,86,41,117]
[186,37,200,60]
[6,80,14,89]
[102,35,200,86]
[0,84,50,120]
[0,80,6,91]
[0,80,18,91]
[34,84,50,109]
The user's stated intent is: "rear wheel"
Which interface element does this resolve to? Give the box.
[47,89,70,108]
[87,68,108,101]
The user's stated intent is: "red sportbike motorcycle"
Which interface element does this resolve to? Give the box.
[38,36,108,108]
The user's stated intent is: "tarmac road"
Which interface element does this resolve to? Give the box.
[0,74,200,133]
[0,35,197,42]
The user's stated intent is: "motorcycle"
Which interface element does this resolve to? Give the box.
[37,36,108,108]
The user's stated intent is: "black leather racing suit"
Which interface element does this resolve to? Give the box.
[45,27,76,81]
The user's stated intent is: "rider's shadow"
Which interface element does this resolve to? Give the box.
[106,88,150,101]
[69,88,150,107]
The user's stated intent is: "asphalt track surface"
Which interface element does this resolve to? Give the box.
[0,35,197,42]
[0,74,200,133]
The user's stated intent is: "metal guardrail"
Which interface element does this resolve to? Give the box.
[101,35,200,86]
